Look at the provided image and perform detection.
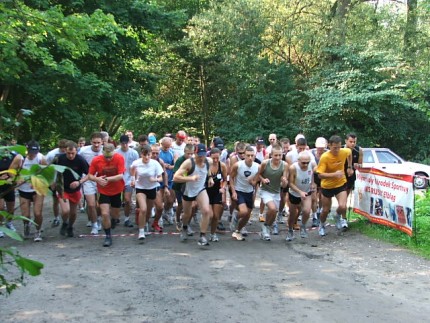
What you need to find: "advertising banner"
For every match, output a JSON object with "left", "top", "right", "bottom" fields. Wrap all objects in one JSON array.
[{"left": 353, "top": 168, "right": 414, "bottom": 236}]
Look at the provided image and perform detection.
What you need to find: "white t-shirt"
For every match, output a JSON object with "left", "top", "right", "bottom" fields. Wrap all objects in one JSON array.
[
  {"left": 78, "top": 145, "right": 103, "bottom": 165},
  {"left": 235, "top": 160, "right": 259, "bottom": 193},
  {"left": 131, "top": 159, "right": 163, "bottom": 190},
  {"left": 286, "top": 150, "right": 316, "bottom": 164},
  {"left": 20, "top": 153, "right": 45, "bottom": 192},
  {"left": 115, "top": 147, "right": 139, "bottom": 185},
  {"left": 46, "top": 148, "right": 64, "bottom": 164},
  {"left": 171, "top": 142, "right": 186, "bottom": 158}
]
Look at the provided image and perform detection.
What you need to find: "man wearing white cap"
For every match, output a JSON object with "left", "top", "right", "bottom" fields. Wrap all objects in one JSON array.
[{"left": 310, "top": 137, "right": 328, "bottom": 227}]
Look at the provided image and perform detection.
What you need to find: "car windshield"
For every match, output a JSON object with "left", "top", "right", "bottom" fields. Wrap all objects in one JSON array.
[{"left": 376, "top": 151, "right": 402, "bottom": 164}]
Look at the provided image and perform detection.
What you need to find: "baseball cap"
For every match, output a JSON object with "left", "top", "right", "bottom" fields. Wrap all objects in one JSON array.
[
  {"left": 120, "top": 135, "right": 129, "bottom": 144},
  {"left": 176, "top": 131, "right": 186, "bottom": 140},
  {"left": 295, "top": 134, "right": 305, "bottom": 142},
  {"left": 103, "top": 143, "right": 115, "bottom": 157},
  {"left": 195, "top": 144, "right": 207, "bottom": 157},
  {"left": 148, "top": 135, "right": 157, "bottom": 145},
  {"left": 256, "top": 137, "right": 265, "bottom": 145},
  {"left": 27, "top": 145, "right": 40, "bottom": 153},
  {"left": 315, "top": 137, "right": 327, "bottom": 148},
  {"left": 26, "top": 141, "right": 40, "bottom": 154},
  {"left": 213, "top": 137, "right": 224, "bottom": 150}
]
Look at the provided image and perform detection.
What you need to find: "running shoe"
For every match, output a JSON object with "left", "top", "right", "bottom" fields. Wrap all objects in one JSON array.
[
  {"left": 187, "top": 225, "right": 194, "bottom": 236},
  {"left": 300, "top": 226, "right": 308, "bottom": 238},
  {"left": 240, "top": 227, "right": 249, "bottom": 237},
  {"left": 341, "top": 218, "right": 349, "bottom": 229},
  {"left": 52, "top": 218, "right": 60, "bottom": 227},
  {"left": 103, "top": 236, "right": 112, "bottom": 247},
  {"left": 124, "top": 219, "right": 134, "bottom": 227},
  {"left": 34, "top": 231, "right": 42, "bottom": 242},
  {"left": 232, "top": 230, "right": 245, "bottom": 241},
  {"left": 334, "top": 214, "right": 342, "bottom": 230},
  {"left": 180, "top": 227, "right": 188, "bottom": 241},
  {"left": 276, "top": 213, "right": 285, "bottom": 224},
  {"left": 272, "top": 222, "right": 279, "bottom": 235},
  {"left": 318, "top": 224, "right": 326, "bottom": 236},
  {"left": 229, "top": 214, "right": 238, "bottom": 232},
  {"left": 286, "top": 229, "right": 294, "bottom": 241},
  {"left": 86, "top": 221, "right": 92, "bottom": 227},
  {"left": 260, "top": 225, "right": 271, "bottom": 241},
  {"left": 152, "top": 221, "right": 162, "bottom": 233},
  {"left": 90, "top": 226, "right": 98, "bottom": 235},
  {"left": 197, "top": 235, "right": 209, "bottom": 246},
  {"left": 6, "top": 222, "right": 16, "bottom": 231},
  {"left": 138, "top": 229, "right": 146, "bottom": 240},
  {"left": 312, "top": 217, "right": 320, "bottom": 228},
  {"left": 210, "top": 233, "right": 219, "bottom": 242},
  {"left": 0, "top": 231, "right": 4, "bottom": 238},
  {"left": 259, "top": 214, "right": 265, "bottom": 222}
]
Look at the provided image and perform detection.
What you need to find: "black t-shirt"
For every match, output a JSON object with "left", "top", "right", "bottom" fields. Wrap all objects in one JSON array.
[
  {"left": 55, "top": 154, "right": 89, "bottom": 193},
  {"left": 0, "top": 151, "right": 17, "bottom": 172}
]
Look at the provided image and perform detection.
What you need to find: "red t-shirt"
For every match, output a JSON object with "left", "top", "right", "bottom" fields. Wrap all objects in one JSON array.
[{"left": 89, "top": 153, "right": 125, "bottom": 196}]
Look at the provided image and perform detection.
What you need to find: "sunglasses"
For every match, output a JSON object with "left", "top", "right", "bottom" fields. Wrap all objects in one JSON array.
[
  {"left": 237, "top": 151, "right": 245, "bottom": 155},
  {"left": 300, "top": 161, "right": 310, "bottom": 165}
]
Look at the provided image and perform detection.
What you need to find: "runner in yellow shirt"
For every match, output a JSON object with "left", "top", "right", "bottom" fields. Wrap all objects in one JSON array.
[{"left": 316, "top": 135, "right": 353, "bottom": 236}]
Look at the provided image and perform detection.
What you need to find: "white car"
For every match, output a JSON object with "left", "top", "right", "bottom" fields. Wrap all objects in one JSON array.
[{"left": 361, "top": 148, "right": 430, "bottom": 189}]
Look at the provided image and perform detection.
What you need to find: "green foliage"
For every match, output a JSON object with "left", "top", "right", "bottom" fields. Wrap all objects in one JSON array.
[
  {"left": 0, "top": 144, "right": 79, "bottom": 295},
  {"left": 303, "top": 46, "right": 429, "bottom": 159}
]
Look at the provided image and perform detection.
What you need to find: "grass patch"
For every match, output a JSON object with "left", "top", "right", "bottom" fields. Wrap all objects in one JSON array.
[{"left": 347, "top": 190, "right": 430, "bottom": 259}]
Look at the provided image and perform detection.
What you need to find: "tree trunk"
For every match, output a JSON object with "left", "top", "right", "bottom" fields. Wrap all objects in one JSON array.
[
  {"left": 404, "top": 0, "right": 418, "bottom": 62},
  {"left": 331, "top": 0, "right": 351, "bottom": 47},
  {"left": 199, "top": 64, "right": 209, "bottom": 145}
]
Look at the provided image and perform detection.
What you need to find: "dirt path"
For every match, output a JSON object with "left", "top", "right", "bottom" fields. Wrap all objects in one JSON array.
[{"left": 1, "top": 198, "right": 429, "bottom": 322}]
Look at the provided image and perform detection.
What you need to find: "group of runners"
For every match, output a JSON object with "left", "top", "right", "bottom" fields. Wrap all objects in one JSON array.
[{"left": 0, "top": 130, "right": 363, "bottom": 247}]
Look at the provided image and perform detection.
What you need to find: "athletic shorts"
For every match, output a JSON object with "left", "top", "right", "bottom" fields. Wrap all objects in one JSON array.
[
  {"left": 136, "top": 188, "right": 157, "bottom": 200},
  {"left": 207, "top": 187, "right": 222, "bottom": 205},
  {"left": 18, "top": 190, "right": 36, "bottom": 201},
  {"left": 288, "top": 193, "right": 302, "bottom": 205},
  {"left": 260, "top": 189, "right": 280, "bottom": 209},
  {"left": 322, "top": 184, "right": 347, "bottom": 198},
  {"left": 236, "top": 190, "right": 254, "bottom": 209},
  {"left": 99, "top": 193, "right": 122, "bottom": 208},
  {"left": 59, "top": 191, "right": 82, "bottom": 204},
  {"left": 183, "top": 188, "right": 206, "bottom": 202},
  {"left": 82, "top": 180, "right": 97, "bottom": 195},
  {"left": 0, "top": 184, "right": 15, "bottom": 202}
]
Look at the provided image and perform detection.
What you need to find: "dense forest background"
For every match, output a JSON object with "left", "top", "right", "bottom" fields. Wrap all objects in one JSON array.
[{"left": 1, "top": 0, "right": 429, "bottom": 161}]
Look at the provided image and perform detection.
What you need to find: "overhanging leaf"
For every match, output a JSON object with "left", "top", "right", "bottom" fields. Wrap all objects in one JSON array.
[
  {"left": 31, "top": 175, "right": 50, "bottom": 196},
  {"left": 14, "top": 257, "right": 44, "bottom": 276}
]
